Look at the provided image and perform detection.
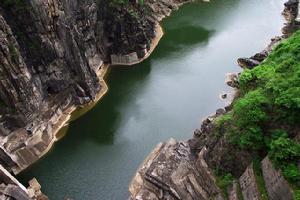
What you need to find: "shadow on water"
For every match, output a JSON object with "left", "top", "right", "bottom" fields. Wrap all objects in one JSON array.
[
  {"left": 59, "top": 14, "right": 216, "bottom": 147},
  {"left": 153, "top": 25, "right": 214, "bottom": 59},
  {"left": 65, "top": 61, "right": 152, "bottom": 146}
]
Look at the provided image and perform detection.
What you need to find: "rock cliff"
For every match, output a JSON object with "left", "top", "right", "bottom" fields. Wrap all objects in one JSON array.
[
  {"left": 129, "top": 0, "right": 300, "bottom": 199},
  {"left": 0, "top": 0, "right": 193, "bottom": 175},
  {"left": 0, "top": 0, "right": 195, "bottom": 199},
  {"left": 0, "top": 0, "right": 299, "bottom": 199}
]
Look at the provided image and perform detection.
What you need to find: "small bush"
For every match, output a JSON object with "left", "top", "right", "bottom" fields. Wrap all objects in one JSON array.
[
  {"left": 294, "top": 190, "right": 300, "bottom": 200},
  {"left": 269, "top": 136, "right": 300, "bottom": 165},
  {"left": 215, "top": 173, "right": 234, "bottom": 198},
  {"left": 282, "top": 164, "right": 300, "bottom": 183}
]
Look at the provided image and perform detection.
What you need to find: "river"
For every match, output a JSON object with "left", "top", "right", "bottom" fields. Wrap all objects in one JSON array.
[{"left": 19, "top": 0, "right": 285, "bottom": 199}]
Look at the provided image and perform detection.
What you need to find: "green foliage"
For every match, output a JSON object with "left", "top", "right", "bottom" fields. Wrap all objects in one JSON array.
[
  {"left": 214, "top": 30, "right": 300, "bottom": 189},
  {"left": 294, "top": 190, "right": 300, "bottom": 200},
  {"left": 215, "top": 112, "right": 232, "bottom": 128},
  {"left": 269, "top": 136, "right": 300, "bottom": 165},
  {"left": 282, "top": 164, "right": 300, "bottom": 183},
  {"left": 233, "top": 89, "right": 268, "bottom": 127},
  {"left": 268, "top": 136, "right": 300, "bottom": 183},
  {"left": 8, "top": 44, "right": 18, "bottom": 63},
  {"left": 111, "top": 0, "right": 129, "bottom": 5},
  {"left": 238, "top": 126, "right": 264, "bottom": 149},
  {"left": 215, "top": 173, "right": 234, "bottom": 198},
  {"left": 228, "top": 89, "right": 268, "bottom": 149},
  {"left": 222, "top": 31, "right": 300, "bottom": 152}
]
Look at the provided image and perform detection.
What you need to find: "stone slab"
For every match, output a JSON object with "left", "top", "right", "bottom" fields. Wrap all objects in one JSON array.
[
  {"left": 261, "top": 157, "right": 293, "bottom": 200},
  {"left": 239, "top": 163, "right": 261, "bottom": 200}
]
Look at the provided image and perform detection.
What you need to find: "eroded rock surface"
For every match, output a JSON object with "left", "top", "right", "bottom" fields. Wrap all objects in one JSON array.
[
  {"left": 130, "top": 2, "right": 300, "bottom": 200},
  {"left": 129, "top": 138, "right": 223, "bottom": 200},
  {"left": 239, "top": 164, "right": 261, "bottom": 200},
  {"left": 261, "top": 157, "right": 294, "bottom": 200},
  {"left": 0, "top": 164, "right": 47, "bottom": 200},
  {"left": 0, "top": 0, "right": 193, "bottom": 174}
]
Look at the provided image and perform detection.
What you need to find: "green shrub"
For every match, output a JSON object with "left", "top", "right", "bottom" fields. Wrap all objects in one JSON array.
[
  {"left": 269, "top": 136, "right": 300, "bottom": 165},
  {"left": 294, "top": 190, "right": 300, "bottom": 200},
  {"left": 215, "top": 173, "right": 234, "bottom": 198},
  {"left": 233, "top": 89, "right": 268, "bottom": 127},
  {"left": 215, "top": 113, "right": 232, "bottom": 128},
  {"left": 282, "top": 164, "right": 300, "bottom": 183},
  {"left": 239, "top": 126, "right": 264, "bottom": 149},
  {"left": 217, "top": 31, "right": 300, "bottom": 190}
]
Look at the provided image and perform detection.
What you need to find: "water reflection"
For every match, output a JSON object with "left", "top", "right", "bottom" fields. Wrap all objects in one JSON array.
[
  {"left": 67, "top": 61, "right": 152, "bottom": 145},
  {"left": 154, "top": 26, "right": 214, "bottom": 58}
]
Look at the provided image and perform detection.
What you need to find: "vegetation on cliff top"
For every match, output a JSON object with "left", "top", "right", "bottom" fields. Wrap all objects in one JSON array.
[{"left": 215, "top": 30, "right": 300, "bottom": 197}]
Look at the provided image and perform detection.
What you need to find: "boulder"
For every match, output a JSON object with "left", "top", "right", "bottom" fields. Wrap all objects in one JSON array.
[{"left": 237, "top": 58, "right": 260, "bottom": 69}]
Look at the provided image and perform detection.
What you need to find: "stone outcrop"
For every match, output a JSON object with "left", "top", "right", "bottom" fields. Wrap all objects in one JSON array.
[
  {"left": 0, "top": 0, "right": 193, "bottom": 175},
  {"left": 0, "top": 0, "right": 195, "bottom": 198},
  {"left": 227, "top": 181, "right": 239, "bottom": 200},
  {"left": 0, "top": 164, "right": 47, "bottom": 200},
  {"left": 129, "top": 138, "right": 223, "bottom": 200},
  {"left": 261, "top": 157, "right": 294, "bottom": 200},
  {"left": 239, "top": 164, "right": 261, "bottom": 200}
]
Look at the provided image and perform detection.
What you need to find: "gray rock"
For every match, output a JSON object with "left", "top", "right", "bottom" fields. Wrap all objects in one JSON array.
[
  {"left": 129, "top": 139, "right": 223, "bottom": 200},
  {"left": 239, "top": 164, "right": 261, "bottom": 200},
  {"left": 227, "top": 181, "right": 239, "bottom": 200},
  {"left": 261, "top": 157, "right": 293, "bottom": 200},
  {"left": 237, "top": 58, "right": 260, "bottom": 69}
]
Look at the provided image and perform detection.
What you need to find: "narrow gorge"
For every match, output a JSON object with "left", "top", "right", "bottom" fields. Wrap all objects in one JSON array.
[{"left": 0, "top": 0, "right": 299, "bottom": 200}]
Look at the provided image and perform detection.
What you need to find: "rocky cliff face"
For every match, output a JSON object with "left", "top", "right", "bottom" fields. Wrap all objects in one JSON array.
[
  {"left": 0, "top": 0, "right": 192, "bottom": 175},
  {"left": 1, "top": 0, "right": 298, "bottom": 199},
  {"left": 129, "top": 0, "right": 300, "bottom": 199},
  {"left": 129, "top": 139, "right": 223, "bottom": 200}
]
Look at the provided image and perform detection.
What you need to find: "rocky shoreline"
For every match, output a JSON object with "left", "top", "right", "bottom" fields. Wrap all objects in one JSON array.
[
  {"left": 0, "top": 0, "right": 298, "bottom": 199},
  {"left": 0, "top": 0, "right": 200, "bottom": 199},
  {"left": 129, "top": 0, "right": 300, "bottom": 199}
]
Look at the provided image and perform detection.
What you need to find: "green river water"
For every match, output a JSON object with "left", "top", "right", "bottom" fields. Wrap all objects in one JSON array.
[{"left": 19, "top": 0, "right": 285, "bottom": 199}]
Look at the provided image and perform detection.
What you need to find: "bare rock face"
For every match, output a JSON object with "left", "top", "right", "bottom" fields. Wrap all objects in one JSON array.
[
  {"left": 0, "top": 0, "right": 193, "bottom": 198},
  {"left": 227, "top": 181, "right": 239, "bottom": 200},
  {"left": 129, "top": 1, "right": 300, "bottom": 200},
  {"left": 239, "top": 164, "right": 261, "bottom": 200},
  {"left": 129, "top": 138, "right": 223, "bottom": 200},
  {"left": 0, "top": 0, "right": 192, "bottom": 174},
  {"left": 261, "top": 157, "right": 294, "bottom": 200},
  {"left": 0, "top": 15, "right": 43, "bottom": 121},
  {"left": 0, "top": 164, "right": 47, "bottom": 200},
  {"left": 282, "top": 0, "right": 299, "bottom": 22}
]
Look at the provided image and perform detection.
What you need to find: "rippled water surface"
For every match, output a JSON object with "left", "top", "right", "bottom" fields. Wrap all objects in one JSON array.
[{"left": 19, "top": 1, "right": 285, "bottom": 199}]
